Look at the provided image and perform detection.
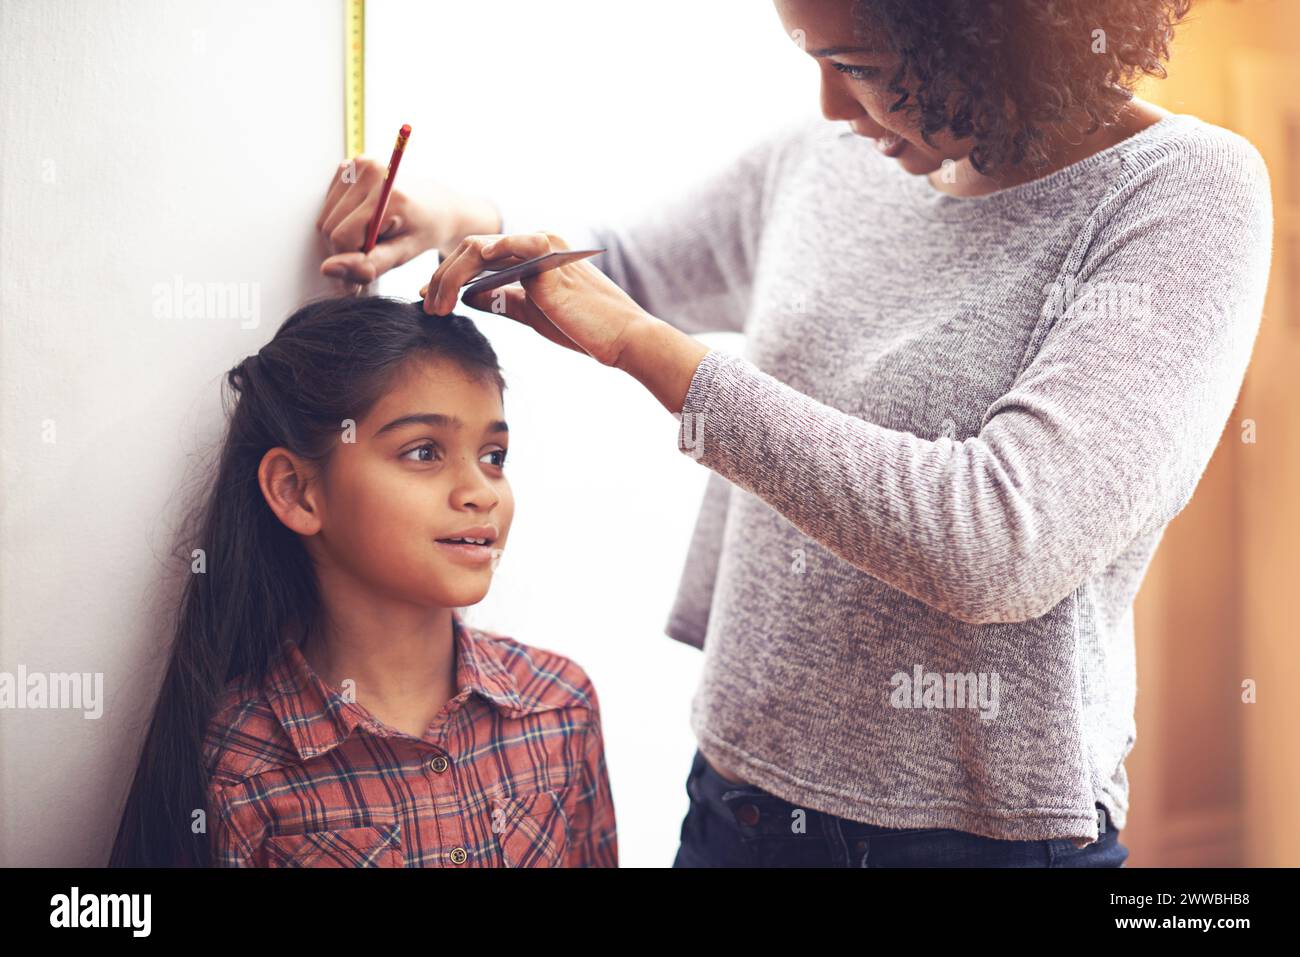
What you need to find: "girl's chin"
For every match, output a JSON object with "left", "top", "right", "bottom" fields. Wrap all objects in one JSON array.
[
  {"left": 431, "top": 568, "right": 496, "bottom": 601},
  {"left": 424, "top": 586, "right": 490, "bottom": 610}
]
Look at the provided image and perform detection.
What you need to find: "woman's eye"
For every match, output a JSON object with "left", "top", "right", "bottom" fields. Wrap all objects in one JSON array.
[
  {"left": 482, "top": 449, "right": 508, "bottom": 467},
  {"left": 402, "top": 443, "right": 440, "bottom": 463},
  {"left": 833, "top": 63, "right": 879, "bottom": 81}
]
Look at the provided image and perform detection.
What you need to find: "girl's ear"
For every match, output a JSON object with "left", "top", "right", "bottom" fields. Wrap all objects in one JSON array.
[{"left": 257, "top": 447, "right": 324, "bottom": 536}]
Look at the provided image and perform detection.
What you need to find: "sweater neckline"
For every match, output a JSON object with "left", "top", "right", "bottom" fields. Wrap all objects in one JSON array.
[{"left": 876, "top": 112, "right": 1196, "bottom": 218}]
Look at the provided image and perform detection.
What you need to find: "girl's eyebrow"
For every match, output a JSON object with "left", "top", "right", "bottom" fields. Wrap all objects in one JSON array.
[
  {"left": 373, "top": 412, "right": 509, "bottom": 438},
  {"left": 808, "top": 44, "right": 885, "bottom": 57}
]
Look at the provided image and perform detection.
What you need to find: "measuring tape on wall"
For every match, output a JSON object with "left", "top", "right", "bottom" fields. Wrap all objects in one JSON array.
[{"left": 344, "top": 0, "right": 365, "bottom": 158}]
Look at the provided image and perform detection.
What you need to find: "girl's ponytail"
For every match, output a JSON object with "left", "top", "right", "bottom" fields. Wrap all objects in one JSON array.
[{"left": 109, "top": 348, "right": 319, "bottom": 866}]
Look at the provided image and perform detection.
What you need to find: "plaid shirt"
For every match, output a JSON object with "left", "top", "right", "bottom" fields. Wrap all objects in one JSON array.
[{"left": 204, "top": 610, "right": 617, "bottom": 867}]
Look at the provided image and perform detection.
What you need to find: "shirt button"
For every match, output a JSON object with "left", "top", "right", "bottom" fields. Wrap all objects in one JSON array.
[
  {"left": 734, "top": 803, "right": 761, "bottom": 827},
  {"left": 429, "top": 755, "right": 450, "bottom": 773},
  {"left": 449, "top": 847, "right": 468, "bottom": 865}
]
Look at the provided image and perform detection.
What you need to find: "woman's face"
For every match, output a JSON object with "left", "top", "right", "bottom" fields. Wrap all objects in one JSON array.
[
  {"left": 773, "top": 0, "right": 971, "bottom": 177},
  {"left": 308, "top": 354, "right": 514, "bottom": 611}
]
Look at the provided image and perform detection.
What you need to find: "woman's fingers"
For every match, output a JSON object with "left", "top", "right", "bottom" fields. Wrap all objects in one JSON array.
[
  {"left": 319, "top": 159, "right": 478, "bottom": 287},
  {"left": 323, "top": 231, "right": 423, "bottom": 283},
  {"left": 315, "top": 158, "right": 379, "bottom": 231},
  {"left": 423, "top": 232, "right": 572, "bottom": 315},
  {"left": 316, "top": 160, "right": 353, "bottom": 231},
  {"left": 465, "top": 285, "right": 587, "bottom": 356},
  {"left": 415, "top": 257, "right": 521, "bottom": 298},
  {"left": 323, "top": 251, "right": 374, "bottom": 282},
  {"left": 327, "top": 187, "right": 389, "bottom": 254},
  {"left": 317, "top": 158, "right": 385, "bottom": 244},
  {"left": 423, "top": 237, "right": 486, "bottom": 315},
  {"left": 423, "top": 233, "right": 532, "bottom": 315},
  {"left": 420, "top": 229, "right": 645, "bottom": 368}
]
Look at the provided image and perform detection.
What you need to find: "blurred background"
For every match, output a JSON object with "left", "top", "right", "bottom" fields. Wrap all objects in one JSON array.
[
  {"left": 0, "top": 0, "right": 1295, "bottom": 867},
  {"left": 1115, "top": 0, "right": 1300, "bottom": 868}
]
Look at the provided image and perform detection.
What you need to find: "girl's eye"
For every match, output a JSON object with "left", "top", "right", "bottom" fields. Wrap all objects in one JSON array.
[
  {"left": 402, "top": 443, "right": 440, "bottom": 463},
  {"left": 400, "top": 444, "right": 506, "bottom": 466},
  {"left": 832, "top": 63, "right": 879, "bottom": 81}
]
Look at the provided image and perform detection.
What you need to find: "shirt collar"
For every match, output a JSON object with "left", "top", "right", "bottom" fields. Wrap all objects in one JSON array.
[{"left": 266, "top": 609, "right": 536, "bottom": 762}]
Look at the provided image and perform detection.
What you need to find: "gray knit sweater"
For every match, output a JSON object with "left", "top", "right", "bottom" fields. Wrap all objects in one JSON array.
[{"left": 503, "top": 111, "right": 1272, "bottom": 844}]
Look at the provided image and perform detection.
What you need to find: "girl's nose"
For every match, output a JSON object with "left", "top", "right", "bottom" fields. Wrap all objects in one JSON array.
[
  {"left": 453, "top": 487, "right": 499, "bottom": 511},
  {"left": 451, "top": 463, "right": 500, "bottom": 510}
]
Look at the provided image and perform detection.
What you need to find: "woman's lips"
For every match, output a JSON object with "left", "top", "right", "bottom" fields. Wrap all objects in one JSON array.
[
  {"left": 851, "top": 122, "right": 907, "bottom": 157},
  {"left": 874, "top": 132, "right": 907, "bottom": 157},
  {"left": 435, "top": 540, "right": 496, "bottom": 565}
]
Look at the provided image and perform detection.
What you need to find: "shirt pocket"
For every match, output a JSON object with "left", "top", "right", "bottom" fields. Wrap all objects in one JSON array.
[
  {"left": 490, "top": 790, "right": 569, "bottom": 868},
  {"left": 261, "top": 823, "right": 404, "bottom": 868}
]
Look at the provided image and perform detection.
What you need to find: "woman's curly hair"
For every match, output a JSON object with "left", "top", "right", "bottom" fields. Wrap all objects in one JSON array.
[{"left": 851, "top": 0, "right": 1195, "bottom": 175}]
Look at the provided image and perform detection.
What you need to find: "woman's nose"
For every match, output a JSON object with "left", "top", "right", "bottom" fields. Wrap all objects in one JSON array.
[{"left": 818, "top": 70, "right": 868, "bottom": 125}]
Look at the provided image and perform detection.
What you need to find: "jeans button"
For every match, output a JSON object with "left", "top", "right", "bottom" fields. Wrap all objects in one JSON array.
[{"left": 734, "top": 803, "right": 761, "bottom": 827}]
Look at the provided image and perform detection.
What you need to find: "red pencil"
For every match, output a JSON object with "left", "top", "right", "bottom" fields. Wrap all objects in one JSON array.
[{"left": 361, "top": 123, "right": 411, "bottom": 254}]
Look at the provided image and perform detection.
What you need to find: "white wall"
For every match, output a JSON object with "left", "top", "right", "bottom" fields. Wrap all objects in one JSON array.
[
  {"left": 0, "top": 0, "right": 343, "bottom": 866},
  {"left": 0, "top": 0, "right": 820, "bottom": 867},
  {"left": 364, "top": 0, "right": 820, "bottom": 867}
]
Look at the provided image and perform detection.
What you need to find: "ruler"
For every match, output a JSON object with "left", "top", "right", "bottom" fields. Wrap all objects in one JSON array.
[{"left": 344, "top": 0, "right": 364, "bottom": 158}]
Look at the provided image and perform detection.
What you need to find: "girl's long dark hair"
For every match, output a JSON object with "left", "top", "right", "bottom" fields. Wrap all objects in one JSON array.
[{"left": 108, "top": 296, "right": 505, "bottom": 866}]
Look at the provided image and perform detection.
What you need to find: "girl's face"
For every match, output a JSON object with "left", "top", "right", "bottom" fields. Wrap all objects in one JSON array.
[
  {"left": 773, "top": 0, "right": 971, "bottom": 177},
  {"left": 308, "top": 354, "right": 513, "bottom": 611}
]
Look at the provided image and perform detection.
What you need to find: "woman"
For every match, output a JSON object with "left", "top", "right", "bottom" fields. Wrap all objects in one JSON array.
[{"left": 316, "top": 0, "right": 1272, "bottom": 867}]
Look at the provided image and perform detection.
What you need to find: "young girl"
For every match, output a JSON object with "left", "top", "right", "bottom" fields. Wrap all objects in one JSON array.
[{"left": 109, "top": 295, "right": 617, "bottom": 867}]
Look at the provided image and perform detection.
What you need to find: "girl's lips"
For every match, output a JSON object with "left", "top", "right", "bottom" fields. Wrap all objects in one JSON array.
[{"left": 435, "top": 540, "right": 496, "bottom": 565}]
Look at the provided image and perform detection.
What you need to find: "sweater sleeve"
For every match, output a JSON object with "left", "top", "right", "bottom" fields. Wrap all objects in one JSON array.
[
  {"left": 499, "top": 116, "right": 818, "bottom": 336},
  {"left": 675, "top": 140, "right": 1273, "bottom": 625}
]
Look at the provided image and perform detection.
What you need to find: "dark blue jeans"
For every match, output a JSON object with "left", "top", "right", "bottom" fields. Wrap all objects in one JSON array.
[{"left": 672, "top": 749, "right": 1129, "bottom": 868}]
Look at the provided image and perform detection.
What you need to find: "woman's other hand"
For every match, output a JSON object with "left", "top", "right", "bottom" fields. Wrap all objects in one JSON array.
[
  {"left": 316, "top": 156, "right": 500, "bottom": 286},
  {"left": 420, "top": 232, "right": 653, "bottom": 369}
]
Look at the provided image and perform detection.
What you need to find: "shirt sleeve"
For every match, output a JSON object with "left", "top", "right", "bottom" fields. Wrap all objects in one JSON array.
[
  {"left": 564, "top": 689, "right": 618, "bottom": 867},
  {"left": 499, "top": 115, "right": 819, "bottom": 336},
  {"left": 674, "top": 136, "right": 1273, "bottom": 625}
]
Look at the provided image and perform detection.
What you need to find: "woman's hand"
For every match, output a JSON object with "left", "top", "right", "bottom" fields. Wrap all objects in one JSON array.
[
  {"left": 315, "top": 156, "right": 500, "bottom": 286},
  {"left": 420, "top": 231, "right": 654, "bottom": 369}
]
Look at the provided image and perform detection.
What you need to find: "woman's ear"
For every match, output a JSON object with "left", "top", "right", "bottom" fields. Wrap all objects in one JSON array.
[{"left": 257, "top": 447, "right": 324, "bottom": 536}]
